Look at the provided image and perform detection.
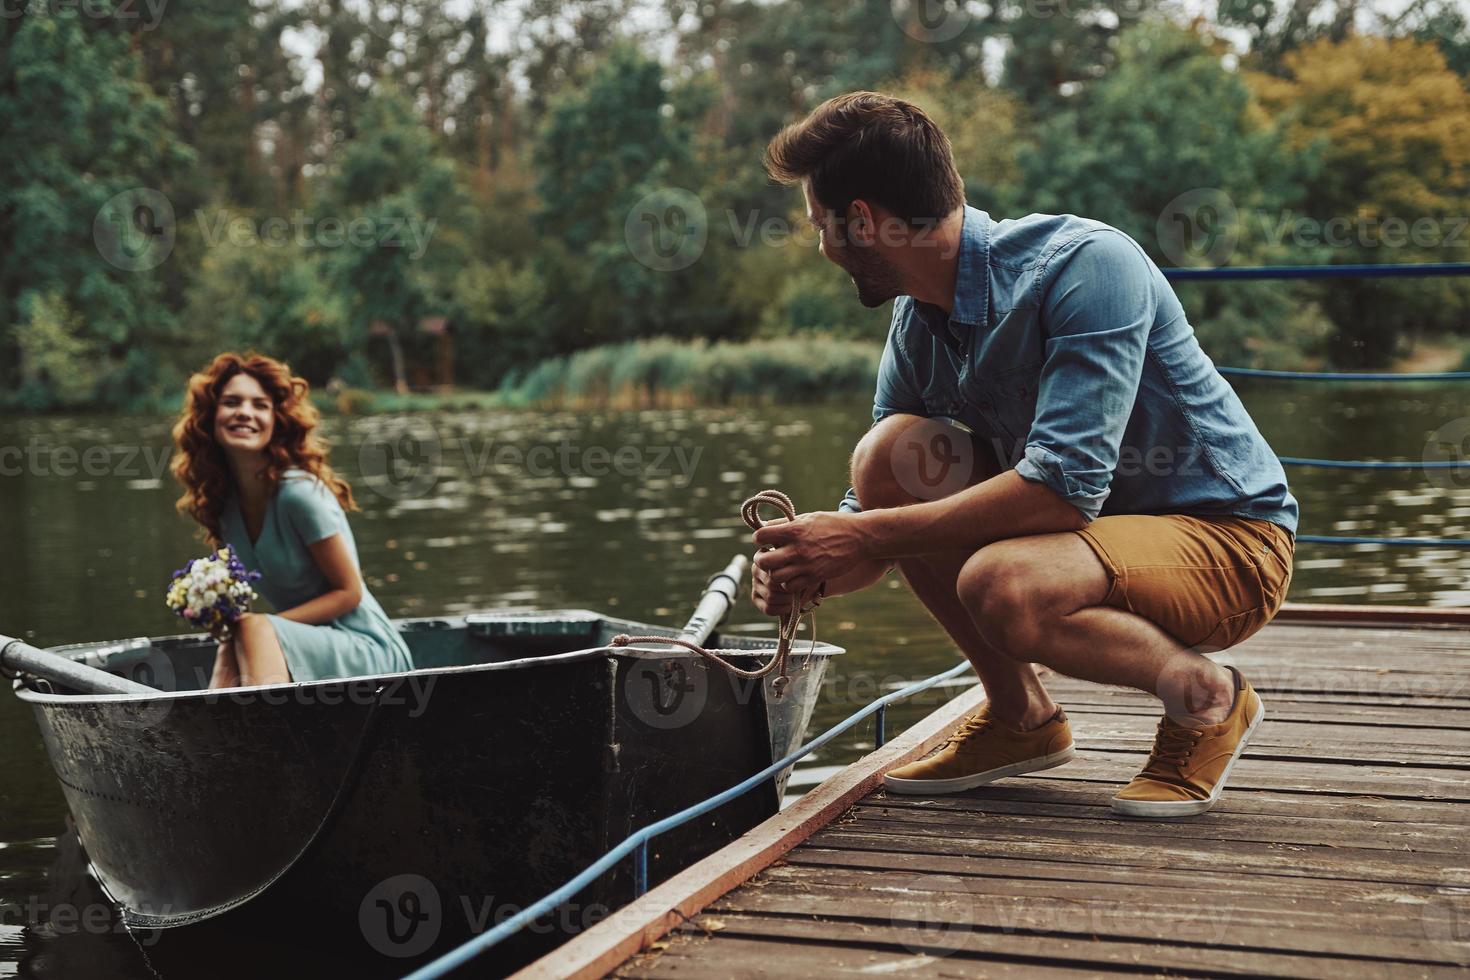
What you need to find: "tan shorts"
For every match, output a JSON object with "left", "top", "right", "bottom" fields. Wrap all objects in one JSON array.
[{"left": 1075, "top": 515, "right": 1295, "bottom": 652}]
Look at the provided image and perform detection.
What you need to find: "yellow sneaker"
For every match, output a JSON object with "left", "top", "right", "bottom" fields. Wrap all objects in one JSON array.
[
  {"left": 1112, "top": 666, "right": 1265, "bottom": 818},
  {"left": 883, "top": 703, "right": 1074, "bottom": 795}
]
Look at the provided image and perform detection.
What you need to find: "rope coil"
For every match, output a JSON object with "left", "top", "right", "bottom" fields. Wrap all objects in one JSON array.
[{"left": 610, "top": 490, "right": 822, "bottom": 699}]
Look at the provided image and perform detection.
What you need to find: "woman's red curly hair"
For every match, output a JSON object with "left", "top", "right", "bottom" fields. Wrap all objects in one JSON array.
[{"left": 171, "top": 352, "right": 356, "bottom": 545}]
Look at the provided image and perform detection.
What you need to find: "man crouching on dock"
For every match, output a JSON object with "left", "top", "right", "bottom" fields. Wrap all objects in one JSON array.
[{"left": 749, "top": 92, "right": 1298, "bottom": 818}]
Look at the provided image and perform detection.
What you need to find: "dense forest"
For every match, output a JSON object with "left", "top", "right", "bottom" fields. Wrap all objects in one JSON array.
[{"left": 2, "top": 0, "right": 1469, "bottom": 411}]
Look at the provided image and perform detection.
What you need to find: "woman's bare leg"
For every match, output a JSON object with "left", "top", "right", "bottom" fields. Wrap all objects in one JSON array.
[{"left": 231, "top": 613, "right": 292, "bottom": 686}]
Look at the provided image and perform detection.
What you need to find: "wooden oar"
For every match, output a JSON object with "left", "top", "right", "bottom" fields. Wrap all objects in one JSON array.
[
  {"left": 679, "top": 554, "right": 750, "bottom": 648},
  {"left": 0, "top": 634, "right": 157, "bottom": 696}
]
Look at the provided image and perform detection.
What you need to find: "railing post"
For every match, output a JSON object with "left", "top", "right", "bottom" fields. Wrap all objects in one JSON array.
[
  {"left": 633, "top": 840, "right": 648, "bottom": 897},
  {"left": 875, "top": 704, "right": 887, "bottom": 748}
]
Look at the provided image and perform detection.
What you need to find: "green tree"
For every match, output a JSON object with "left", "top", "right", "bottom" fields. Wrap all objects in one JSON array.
[
  {"left": 533, "top": 44, "right": 733, "bottom": 352},
  {"left": 1253, "top": 35, "right": 1470, "bottom": 364},
  {"left": 1017, "top": 21, "right": 1328, "bottom": 366},
  {"left": 322, "top": 87, "right": 475, "bottom": 389},
  {"left": 0, "top": 7, "right": 194, "bottom": 410},
  {"left": 183, "top": 238, "right": 351, "bottom": 385}
]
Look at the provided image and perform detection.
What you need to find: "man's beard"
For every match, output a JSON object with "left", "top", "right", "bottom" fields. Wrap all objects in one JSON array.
[{"left": 839, "top": 245, "right": 905, "bottom": 308}]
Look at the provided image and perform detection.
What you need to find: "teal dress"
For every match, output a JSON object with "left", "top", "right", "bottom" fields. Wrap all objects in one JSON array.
[{"left": 220, "top": 470, "right": 413, "bottom": 681}]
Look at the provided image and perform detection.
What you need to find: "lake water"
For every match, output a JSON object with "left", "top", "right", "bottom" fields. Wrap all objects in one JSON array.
[{"left": 2, "top": 387, "right": 1467, "bottom": 975}]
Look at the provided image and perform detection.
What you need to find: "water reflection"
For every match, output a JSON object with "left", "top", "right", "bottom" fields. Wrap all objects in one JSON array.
[{"left": 2, "top": 389, "right": 1467, "bottom": 974}]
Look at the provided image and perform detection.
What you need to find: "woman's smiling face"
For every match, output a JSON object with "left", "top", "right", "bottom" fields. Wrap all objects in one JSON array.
[{"left": 213, "top": 372, "right": 276, "bottom": 454}]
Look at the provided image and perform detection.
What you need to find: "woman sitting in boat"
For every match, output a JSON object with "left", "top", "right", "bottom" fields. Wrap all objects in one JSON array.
[{"left": 170, "top": 352, "right": 413, "bottom": 689}]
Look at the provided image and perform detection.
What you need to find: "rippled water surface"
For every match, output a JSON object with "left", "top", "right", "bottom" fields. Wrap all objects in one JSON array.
[{"left": 2, "top": 389, "right": 1467, "bottom": 975}]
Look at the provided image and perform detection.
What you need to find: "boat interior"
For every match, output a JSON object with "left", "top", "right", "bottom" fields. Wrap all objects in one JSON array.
[{"left": 20, "top": 610, "right": 829, "bottom": 696}]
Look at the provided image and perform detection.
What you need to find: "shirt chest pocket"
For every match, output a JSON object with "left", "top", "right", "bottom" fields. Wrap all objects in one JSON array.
[{"left": 964, "top": 361, "right": 1043, "bottom": 456}]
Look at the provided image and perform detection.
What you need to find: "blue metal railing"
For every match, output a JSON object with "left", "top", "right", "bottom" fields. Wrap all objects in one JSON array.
[
  {"left": 1159, "top": 261, "right": 1469, "bottom": 548},
  {"left": 1217, "top": 366, "right": 1470, "bottom": 382},
  {"left": 405, "top": 660, "right": 975, "bottom": 979},
  {"left": 1163, "top": 262, "right": 1470, "bottom": 281},
  {"left": 407, "top": 261, "right": 1469, "bottom": 977}
]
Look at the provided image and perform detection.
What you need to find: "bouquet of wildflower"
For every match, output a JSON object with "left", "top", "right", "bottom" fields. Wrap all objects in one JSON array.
[{"left": 165, "top": 547, "right": 262, "bottom": 639}]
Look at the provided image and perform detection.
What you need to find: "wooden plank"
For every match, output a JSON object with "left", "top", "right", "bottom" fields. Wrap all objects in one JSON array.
[
  {"left": 752, "top": 863, "right": 1465, "bottom": 933},
  {"left": 642, "top": 911, "right": 1468, "bottom": 979},
  {"left": 807, "top": 826, "right": 1457, "bottom": 887},
  {"left": 597, "top": 616, "right": 1470, "bottom": 979},
  {"left": 1008, "top": 751, "right": 1470, "bottom": 801},
  {"left": 1065, "top": 712, "right": 1470, "bottom": 752},
  {"left": 709, "top": 873, "right": 1469, "bottom": 962},
  {"left": 783, "top": 846, "right": 1463, "bottom": 905},
  {"left": 1275, "top": 603, "right": 1470, "bottom": 627},
  {"left": 1069, "top": 734, "right": 1470, "bottom": 769},
  {"left": 879, "top": 775, "right": 1470, "bottom": 824},
  {"left": 509, "top": 683, "right": 988, "bottom": 979},
  {"left": 615, "top": 934, "right": 1147, "bottom": 979},
  {"left": 1038, "top": 677, "right": 1470, "bottom": 711},
  {"left": 772, "top": 855, "right": 1464, "bottom": 909},
  {"left": 1038, "top": 696, "right": 1470, "bottom": 728},
  {"left": 850, "top": 800, "right": 1470, "bottom": 854}
]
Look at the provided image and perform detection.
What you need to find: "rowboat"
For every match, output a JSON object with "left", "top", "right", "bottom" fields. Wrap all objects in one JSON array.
[{"left": 2, "top": 556, "right": 842, "bottom": 975}]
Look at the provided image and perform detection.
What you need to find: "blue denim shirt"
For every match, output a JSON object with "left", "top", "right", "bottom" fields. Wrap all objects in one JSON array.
[{"left": 841, "top": 206, "right": 1298, "bottom": 532}]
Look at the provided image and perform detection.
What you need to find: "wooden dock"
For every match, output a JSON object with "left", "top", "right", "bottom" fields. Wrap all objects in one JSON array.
[{"left": 517, "top": 609, "right": 1470, "bottom": 979}]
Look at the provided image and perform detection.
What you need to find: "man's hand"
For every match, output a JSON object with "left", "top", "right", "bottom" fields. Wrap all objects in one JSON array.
[
  {"left": 752, "top": 511, "right": 871, "bottom": 598},
  {"left": 751, "top": 558, "right": 798, "bottom": 616}
]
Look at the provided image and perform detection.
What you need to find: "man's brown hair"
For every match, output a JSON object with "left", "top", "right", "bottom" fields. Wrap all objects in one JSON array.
[{"left": 764, "top": 91, "right": 965, "bottom": 226}]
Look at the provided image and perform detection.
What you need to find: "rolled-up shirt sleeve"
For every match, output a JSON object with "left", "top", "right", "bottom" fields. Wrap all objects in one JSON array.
[
  {"left": 1013, "top": 232, "right": 1155, "bottom": 521},
  {"left": 839, "top": 299, "right": 925, "bottom": 514}
]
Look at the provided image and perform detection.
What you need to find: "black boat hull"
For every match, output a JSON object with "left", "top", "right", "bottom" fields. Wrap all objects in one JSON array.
[{"left": 14, "top": 611, "right": 839, "bottom": 974}]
